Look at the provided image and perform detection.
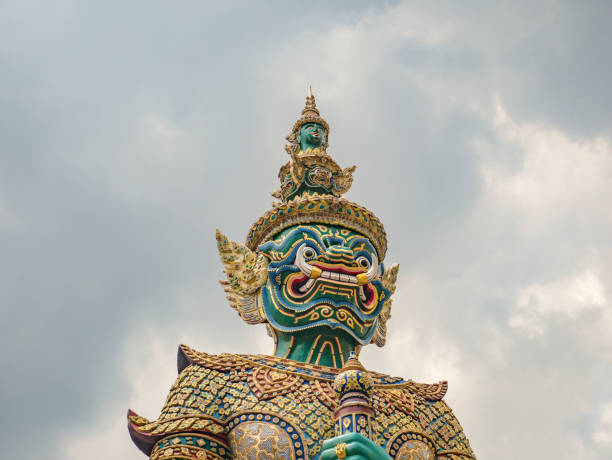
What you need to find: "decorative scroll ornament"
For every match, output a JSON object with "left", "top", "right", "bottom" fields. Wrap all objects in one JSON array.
[{"left": 216, "top": 230, "right": 268, "bottom": 324}]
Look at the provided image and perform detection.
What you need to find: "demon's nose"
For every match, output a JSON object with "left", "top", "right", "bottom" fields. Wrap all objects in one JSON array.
[{"left": 324, "top": 245, "right": 355, "bottom": 265}]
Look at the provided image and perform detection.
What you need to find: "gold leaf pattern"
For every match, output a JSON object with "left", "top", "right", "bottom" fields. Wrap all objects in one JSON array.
[{"left": 129, "top": 348, "right": 475, "bottom": 459}]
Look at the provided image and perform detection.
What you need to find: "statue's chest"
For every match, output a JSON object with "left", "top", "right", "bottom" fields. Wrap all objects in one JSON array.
[
  {"left": 224, "top": 369, "right": 337, "bottom": 459},
  {"left": 222, "top": 369, "right": 428, "bottom": 459},
  {"left": 185, "top": 357, "right": 444, "bottom": 459}
]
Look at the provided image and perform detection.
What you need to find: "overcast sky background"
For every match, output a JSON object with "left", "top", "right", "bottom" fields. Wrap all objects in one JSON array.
[{"left": 1, "top": 1, "right": 611, "bottom": 459}]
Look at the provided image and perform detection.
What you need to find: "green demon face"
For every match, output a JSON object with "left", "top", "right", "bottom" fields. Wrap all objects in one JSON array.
[
  {"left": 299, "top": 122, "right": 327, "bottom": 150},
  {"left": 258, "top": 224, "right": 391, "bottom": 345}
]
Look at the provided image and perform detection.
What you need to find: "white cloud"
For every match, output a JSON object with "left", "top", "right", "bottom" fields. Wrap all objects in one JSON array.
[
  {"left": 510, "top": 269, "right": 607, "bottom": 337},
  {"left": 62, "top": 330, "right": 184, "bottom": 460},
  {"left": 594, "top": 402, "right": 612, "bottom": 450},
  {"left": 481, "top": 100, "right": 612, "bottom": 228}
]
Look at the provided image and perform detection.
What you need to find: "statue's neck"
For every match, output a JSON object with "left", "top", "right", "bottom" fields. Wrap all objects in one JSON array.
[{"left": 272, "top": 329, "right": 358, "bottom": 369}]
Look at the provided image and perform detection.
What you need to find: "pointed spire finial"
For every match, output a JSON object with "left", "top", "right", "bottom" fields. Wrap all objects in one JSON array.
[{"left": 302, "top": 85, "right": 320, "bottom": 117}]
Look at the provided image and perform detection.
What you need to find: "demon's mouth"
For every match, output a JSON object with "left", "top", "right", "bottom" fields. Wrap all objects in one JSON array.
[
  {"left": 289, "top": 272, "right": 376, "bottom": 305},
  {"left": 288, "top": 243, "right": 380, "bottom": 305}
]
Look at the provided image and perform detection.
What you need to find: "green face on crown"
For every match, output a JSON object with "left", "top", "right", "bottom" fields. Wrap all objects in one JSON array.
[
  {"left": 258, "top": 224, "right": 391, "bottom": 365},
  {"left": 299, "top": 122, "right": 327, "bottom": 151}
]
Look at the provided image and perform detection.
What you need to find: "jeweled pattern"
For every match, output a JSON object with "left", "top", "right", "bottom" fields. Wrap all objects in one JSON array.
[{"left": 129, "top": 346, "right": 475, "bottom": 459}]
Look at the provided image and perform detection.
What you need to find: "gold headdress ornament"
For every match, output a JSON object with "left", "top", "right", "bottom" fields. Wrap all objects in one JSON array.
[
  {"left": 246, "top": 87, "right": 388, "bottom": 259},
  {"left": 285, "top": 85, "right": 330, "bottom": 155}
]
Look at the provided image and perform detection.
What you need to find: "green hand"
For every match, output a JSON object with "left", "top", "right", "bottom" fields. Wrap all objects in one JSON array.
[{"left": 320, "top": 432, "right": 391, "bottom": 460}]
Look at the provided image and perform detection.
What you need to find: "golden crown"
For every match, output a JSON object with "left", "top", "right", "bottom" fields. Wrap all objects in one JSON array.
[{"left": 246, "top": 88, "right": 388, "bottom": 259}]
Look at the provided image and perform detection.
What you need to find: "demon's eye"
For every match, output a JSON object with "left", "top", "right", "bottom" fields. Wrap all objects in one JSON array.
[
  {"left": 356, "top": 256, "right": 371, "bottom": 269},
  {"left": 303, "top": 247, "right": 316, "bottom": 259}
]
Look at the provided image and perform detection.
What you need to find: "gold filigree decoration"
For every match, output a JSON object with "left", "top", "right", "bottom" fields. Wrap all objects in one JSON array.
[
  {"left": 402, "top": 380, "right": 448, "bottom": 401},
  {"left": 130, "top": 346, "right": 475, "bottom": 459},
  {"left": 180, "top": 346, "right": 414, "bottom": 387},
  {"left": 131, "top": 413, "right": 225, "bottom": 436},
  {"left": 275, "top": 151, "right": 357, "bottom": 201},
  {"left": 376, "top": 389, "right": 414, "bottom": 416},
  {"left": 150, "top": 433, "right": 229, "bottom": 460},
  {"left": 289, "top": 150, "right": 307, "bottom": 188},
  {"left": 229, "top": 422, "right": 296, "bottom": 460},
  {"left": 247, "top": 366, "right": 302, "bottom": 400},
  {"left": 333, "top": 165, "right": 356, "bottom": 195},
  {"left": 395, "top": 440, "right": 435, "bottom": 460},
  {"left": 308, "top": 166, "right": 333, "bottom": 189},
  {"left": 387, "top": 431, "right": 437, "bottom": 460},
  {"left": 216, "top": 230, "right": 268, "bottom": 324},
  {"left": 309, "top": 379, "right": 338, "bottom": 411},
  {"left": 371, "top": 263, "right": 399, "bottom": 347},
  {"left": 246, "top": 194, "right": 387, "bottom": 260}
]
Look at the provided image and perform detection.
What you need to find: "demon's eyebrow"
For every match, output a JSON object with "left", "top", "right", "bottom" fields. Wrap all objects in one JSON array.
[
  {"left": 351, "top": 242, "right": 367, "bottom": 252},
  {"left": 322, "top": 236, "right": 344, "bottom": 248},
  {"left": 349, "top": 237, "right": 375, "bottom": 252}
]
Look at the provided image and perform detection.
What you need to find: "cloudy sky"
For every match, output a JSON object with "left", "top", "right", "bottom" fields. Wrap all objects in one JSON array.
[{"left": 1, "top": 1, "right": 611, "bottom": 459}]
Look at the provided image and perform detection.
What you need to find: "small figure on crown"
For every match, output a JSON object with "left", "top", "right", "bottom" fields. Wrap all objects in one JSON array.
[{"left": 128, "top": 88, "right": 476, "bottom": 460}]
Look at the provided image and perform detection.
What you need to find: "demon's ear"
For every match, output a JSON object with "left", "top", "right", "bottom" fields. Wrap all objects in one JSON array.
[
  {"left": 382, "top": 263, "right": 399, "bottom": 295},
  {"left": 216, "top": 230, "right": 269, "bottom": 324},
  {"left": 371, "top": 263, "right": 399, "bottom": 347}
]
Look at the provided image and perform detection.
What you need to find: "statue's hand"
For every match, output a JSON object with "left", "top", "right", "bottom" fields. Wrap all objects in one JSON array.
[{"left": 320, "top": 432, "right": 391, "bottom": 460}]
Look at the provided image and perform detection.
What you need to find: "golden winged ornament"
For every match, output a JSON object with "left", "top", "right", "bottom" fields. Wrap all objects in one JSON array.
[
  {"left": 216, "top": 230, "right": 269, "bottom": 324},
  {"left": 372, "top": 263, "right": 399, "bottom": 347},
  {"left": 381, "top": 263, "right": 399, "bottom": 295},
  {"left": 331, "top": 165, "right": 356, "bottom": 196}
]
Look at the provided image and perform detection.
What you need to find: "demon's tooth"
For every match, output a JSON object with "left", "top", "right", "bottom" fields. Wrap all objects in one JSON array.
[
  {"left": 330, "top": 272, "right": 340, "bottom": 281},
  {"left": 359, "top": 286, "right": 367, "bottom": 301},
  {"left": 299, "top": 279, "right": 315, "bottom": 293},
  {"left": 298, "top": 279, "right": 315, "bottom": 293},
  {"left": 321, "top": 271, "right": 331, "bottom": 279},
  {"left": 340, "top": 273, "right": 350, "bottom": 282}
]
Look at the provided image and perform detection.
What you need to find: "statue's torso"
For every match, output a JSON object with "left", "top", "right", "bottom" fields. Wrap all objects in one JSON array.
[{"left": 128, "top": 345, "right": 475, "bottom": 460}]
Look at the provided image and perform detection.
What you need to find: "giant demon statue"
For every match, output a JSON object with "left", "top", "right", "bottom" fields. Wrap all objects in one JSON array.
[{"left": 128, "top": 88, "right": 476, "bottom": 460}]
